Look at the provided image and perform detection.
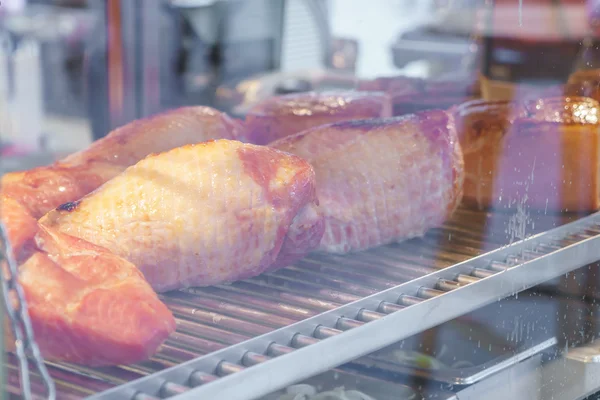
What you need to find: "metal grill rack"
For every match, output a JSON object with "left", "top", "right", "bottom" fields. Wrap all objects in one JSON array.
[{"left": 5, "top": 207, "right": 600, "bottom": 400}]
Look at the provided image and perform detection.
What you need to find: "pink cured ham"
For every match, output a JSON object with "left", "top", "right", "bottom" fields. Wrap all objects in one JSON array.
[
  {"left": 243, "top": 91, "right": 392, "bottom": 145},
  {"left": 270, "top": 110, "right": 465, "bottom": 253},
  {"left": 40, "top": 140, "right": 324, "bottom": 292}
]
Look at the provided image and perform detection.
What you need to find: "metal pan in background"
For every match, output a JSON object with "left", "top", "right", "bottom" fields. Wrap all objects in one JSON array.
[
  {"left": 345, "top": 290, "right": 561, "bottom": 386},
  {"left": 259, "top": 369, "right": 457, "bottom": 400},
  {"left": 536, "top": 337, "right": 600, "bottom": 400}
]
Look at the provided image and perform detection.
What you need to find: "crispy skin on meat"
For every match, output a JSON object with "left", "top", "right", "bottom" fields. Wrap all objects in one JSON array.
[
  {"left": 0, "top": 107, "right": 248, "bottom": 365},
  {"left": 0, "top": 195, "right": 175, "bottom": 366},
  {"left": 41, "top": 140, "right": 324, "bottom": 292},
  {"left": 1, "top": 163, "right": 122, "bottom": 220}
]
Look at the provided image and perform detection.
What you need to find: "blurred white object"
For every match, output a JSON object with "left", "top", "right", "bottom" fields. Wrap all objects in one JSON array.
[
  {"left": 9, "top": 39, "right": 44, "bottom": 152},
  {"left": 0, "top": 36, "right": 12, "bottom": 148},
  {"left": 3, "top": 0, "right": 27, "bottom": 14},
  {"left": 280, "top": 0, "right": 328, "bottom": 71},
  {"left": 330, "top": 0, "right": 434, "bottom": 78}
]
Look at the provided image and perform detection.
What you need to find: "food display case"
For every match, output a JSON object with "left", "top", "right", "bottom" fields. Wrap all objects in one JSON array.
[{"left": 4, "top": 1, "right": 600, "bottom": 399}]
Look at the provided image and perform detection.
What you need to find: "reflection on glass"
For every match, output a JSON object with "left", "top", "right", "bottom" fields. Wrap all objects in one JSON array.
[{"left": 2, "top": 1, "right": 600, "bottom": 400}]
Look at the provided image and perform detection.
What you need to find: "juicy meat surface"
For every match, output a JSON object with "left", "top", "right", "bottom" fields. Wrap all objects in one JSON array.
[
  {"left": 41, "top": 140, "right": 324, "bottom": 292},
  {"left": 270, "top": 110, "right": 465, "bottom": 253},
  {"left": 0, "top": 198, "right": 175, "bottom": 366},
  {"left": 2, "top": 106, "right": 244, "bottom": 218},
  {"left": 244, "top": 91, "right": 392, "bottom": 145}
]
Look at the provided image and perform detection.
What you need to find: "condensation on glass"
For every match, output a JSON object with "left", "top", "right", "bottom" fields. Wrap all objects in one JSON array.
[{"left": 1, "top": 1, "right": 600, "bottom": 400}]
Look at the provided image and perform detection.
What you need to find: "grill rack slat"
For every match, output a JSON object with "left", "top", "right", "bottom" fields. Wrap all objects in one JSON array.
[{"left": 5, "top": 208, "right": 599, "bottom": 399}]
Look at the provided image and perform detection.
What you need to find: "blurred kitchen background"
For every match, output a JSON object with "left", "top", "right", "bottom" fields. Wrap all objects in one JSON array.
[{"left": 0, "top": 0, "right": 480, "bottom": 169}]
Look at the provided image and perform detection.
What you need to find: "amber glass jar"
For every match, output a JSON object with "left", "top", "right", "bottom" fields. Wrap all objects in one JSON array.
[{"left": 479, "top": 0, "right": 587, "bottom": 100}]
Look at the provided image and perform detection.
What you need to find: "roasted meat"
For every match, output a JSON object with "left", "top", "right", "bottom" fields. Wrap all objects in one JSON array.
[
  {"left": 40, "top": 140, "right": 324, "bottom": 292},
  {"left": 2, "top": 106, "right": 244, "bottom": 218},
  {"left": 453, "top": 99, "right": 527, "bottom": 210},
  {"left": 270, "top": 110, "right": 464, "bottom": 254},
  {"left": 243, "top": 91, "right": 392, "bottom": 145},
  {"left": 357, "top": 75, "right": 481, "bottom": 116},
  {"left": 0, "top": 196, "right": 175, "bottom": 366},
  {"left": 454, "top": 96, "right": 600, "bottom": 212}
]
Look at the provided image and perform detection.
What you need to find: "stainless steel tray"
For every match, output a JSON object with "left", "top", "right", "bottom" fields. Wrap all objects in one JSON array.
[
  {"left": 453, "top": 352, "right": 545, "bottom": 400},
  {"left": 4, "top": 208, "right": 599, "bottom": 399},
  {"left": 88, "top": 210, "right": 600, "bottom": 400}
]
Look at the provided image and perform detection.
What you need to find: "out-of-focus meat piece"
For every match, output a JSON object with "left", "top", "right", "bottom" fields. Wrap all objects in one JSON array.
[
  {"left": 1, "top": 164, "right": 123, "bottom": 220},
  {"left": 566, "top": 69, "right": 600, "bottom": 101},
  {"left": 541, "top": 69, "right": 600, "bottom": 103},
  {"left": 2, "top": 106, "right": 244, "bottom": 218},
  {"left": 523, "top": 96, "right": 600, "bottom": 124},
  {"left": 509, "top": 84, "right": 565, "bottom": 102},
  {"left": 391, "top": 80, "right": 480, "bottom": 116},
  {"left": 356, "top": 75, "right": 481, "bottom": 116},
  {"left": 1, "top": 197, "right": 175, "bottom": 366},
  {"left": 453, "top": 99, "right": 528, "bottom": 210},
  {"left": 62, "top": 106, "right": 245, "bottom": 167},
  {"left": 506, "top": 97, "right": 600, "bottom": 211},
  {"left": 356, "top": 75, "right": 423, "bottom": 93},
  {"left": 422, "top": 79, "right": 482, "bottom": 99},
  {"left": 270, "top": 110, "right": 464, "bottom": 254},
  {"left": 390, "top": 92, "right": 465, "bottom": 116},
  {"left": 41, "top": 140, "right": 324, "bottom": 292},
  {"left": 243, "top": 91, "right": 392, "bottom": 145},
  {"left": 454, "top": 96, "right": 600, "bottom": 212},
  {"left": 0, "top": 195, "right": 39, "bottom": 262}
]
